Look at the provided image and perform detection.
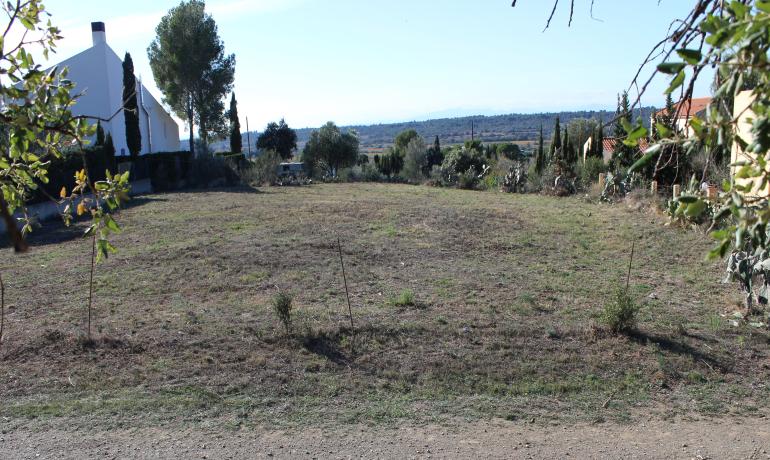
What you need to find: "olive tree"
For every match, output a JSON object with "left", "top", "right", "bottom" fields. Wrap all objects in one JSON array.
[{"left": 301, "top": 122, "right": 359, "bottom": 178}]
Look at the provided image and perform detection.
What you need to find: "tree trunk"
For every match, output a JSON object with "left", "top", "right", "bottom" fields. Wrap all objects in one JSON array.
[
  {"left": 187, "top": 96, "right": 195, "bottom": 156},
  {"left": 0, "top": 194, "right": 27, "bottom": 253},
  {"left": 200, "top": 118, "right": 208, "bottom": 156}
]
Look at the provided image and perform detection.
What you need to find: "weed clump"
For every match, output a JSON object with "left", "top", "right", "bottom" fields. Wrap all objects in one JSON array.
[
  {"left": 272, "top": 291, "right": 293, "bottom": 334},
  {"left": 601, "top": 288, "right": 638, "bottom": 334},
  {"left": 392, "top": 289, "right": 416, "bottom": 308}
]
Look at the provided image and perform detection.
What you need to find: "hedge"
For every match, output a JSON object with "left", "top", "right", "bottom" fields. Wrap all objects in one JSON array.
[
  {"left": 117, "top": 151, "right": 193, "bottom": 191},
  {"left": 29, "top": 146, "right": 116, "bottom": 205}
]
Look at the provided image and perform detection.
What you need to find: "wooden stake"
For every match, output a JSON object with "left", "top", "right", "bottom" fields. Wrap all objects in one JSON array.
[
  {"left": 626, "top": 241, "right": 635, "bottom": 293},
  {"left": 651, "top": 180, "right": 658, "bottom": 195},
  {"left": 87, "top": 231, "right": 96, "bottom": 341},
  {"left": 673, "top": 184, "right": 681, "bottom": 199},
  {"left": 0, "top": 272, "right": 4, "bottom": 351},
  {"left": 337, "top": 237, "right": 354, "bottom": 330},
  {"left": 707, "top": 184, "right": 718, "bottom": 201},
  {"left": 598, "top": 173, "right": 606, "bottom": 190}
]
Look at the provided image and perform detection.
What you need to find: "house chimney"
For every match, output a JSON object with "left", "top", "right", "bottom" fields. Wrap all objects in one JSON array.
[{"left": 91, "top": 22, "right": 106, "bottom": 46}]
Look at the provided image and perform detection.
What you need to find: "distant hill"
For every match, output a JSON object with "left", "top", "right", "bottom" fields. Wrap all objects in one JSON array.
[{"left": 212, "top": 107, "right": 657, "bottom": 153}]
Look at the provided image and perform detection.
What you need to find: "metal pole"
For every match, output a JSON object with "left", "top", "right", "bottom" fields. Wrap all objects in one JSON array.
[{"left": 337, "top": 237, "right": 354, "bottom": 330}]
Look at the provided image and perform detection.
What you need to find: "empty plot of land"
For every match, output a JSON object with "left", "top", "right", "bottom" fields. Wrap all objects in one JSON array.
[{"left": 0, "top": 183, "right": 767, "bottom": 431}]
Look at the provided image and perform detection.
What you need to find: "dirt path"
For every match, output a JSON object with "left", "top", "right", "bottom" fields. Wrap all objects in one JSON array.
[{"left": 2, "top": 418, "right": 769, "bottom": 459}]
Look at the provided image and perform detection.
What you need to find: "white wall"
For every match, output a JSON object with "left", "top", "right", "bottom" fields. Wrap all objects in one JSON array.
[{"left": 52, "top": 29, "right": 181, "bottom": 155}]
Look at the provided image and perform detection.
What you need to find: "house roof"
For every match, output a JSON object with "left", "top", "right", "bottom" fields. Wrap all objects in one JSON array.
[
  {"left": 603, "top": 137, "right": 649, "bottom": 153},
  {"left": 656, "top": 97, "right": 712, "bottom": 119}
]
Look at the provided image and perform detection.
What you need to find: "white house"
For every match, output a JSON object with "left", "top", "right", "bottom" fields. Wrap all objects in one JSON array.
[{"left": 52, "top": 22, "right": 180, "bottom": 155}]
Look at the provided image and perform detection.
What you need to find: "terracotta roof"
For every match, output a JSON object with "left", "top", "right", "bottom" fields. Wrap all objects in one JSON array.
[
  {"left": 603, "top": 137, "right": 649, "bottom": 154},
  {"left": 656, "top": 97, "right": 712, "bottom": 119}
]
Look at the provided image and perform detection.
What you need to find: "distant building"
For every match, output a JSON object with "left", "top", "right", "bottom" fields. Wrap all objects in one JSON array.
[
  {"left": 582, "top": 137, "right": 649, "bottom": 164},
  {"left": 731, "top": 90, "right": 767, "bottom": 197},
  {"left": 50, "top": 22, "right": 180, "bottom": 155},
  {"left": 654, "top": 96, "right": 712, "bottom": 137}
]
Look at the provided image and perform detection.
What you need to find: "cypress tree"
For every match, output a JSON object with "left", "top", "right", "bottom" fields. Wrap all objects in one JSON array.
[
  {"left": 433, "top": 135, "right": 440, "bottom": 153},
  {"left": 95, "top": 121, "right": 105, "bottom": 147},
  {"left": 104, "top": 132, "right": 116, "bottom": 158},
  {"left": 594, "top": 120, "right": 604, "bottom": 159},
  {"left": 549, "top": 116, "right": 561, "bottom": 161},
  {"left": 535, "top": 124, "right": 545, "bottom": 174},
  {"left": 562, "top": 129, "right": 572, "bottom": 165},
  {"left": 228, "top": 93, "right": 242, "bottom": 154},
  {"left": 612, "top": 92, "right": 634, "bottom": 168},
  {"left": 122, "top": 53, "right": 141, "bottom": 157}
]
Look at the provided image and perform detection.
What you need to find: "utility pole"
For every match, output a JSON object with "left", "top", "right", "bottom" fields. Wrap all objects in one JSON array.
[{"left": 246, "top": 116, "right": 252, "bottom": 156}]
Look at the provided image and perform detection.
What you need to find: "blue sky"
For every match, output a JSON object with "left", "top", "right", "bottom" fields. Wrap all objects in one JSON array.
[{"left": 38, "top": 0, "right": 709, "bottom": 133}]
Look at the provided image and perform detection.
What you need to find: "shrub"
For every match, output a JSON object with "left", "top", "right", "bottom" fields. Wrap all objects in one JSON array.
[
  {"left": 457, "top": 169, "right": 480, "bottom": 190},
  {"left": 601, "top": 287, "right": 638, "bottom": 334},
  {"left": 187, "top": 154, "right": 240, "bottom": 188},
  {"left": 440, "top": 146, "right": 486, "bottom": 182},
  {"left": 340, "top": 164, "right": 383, "bottom": 182},
  {"left": 576, "top": 156, "right": 607, "bottom": 190},
  {"left": 402, "top": 137, "right": 428, "bottom": 182},
  {"left": 272, "top": 291, "right": 293, "bottom": 334},
  {"left": 242, "top": 150, "right": 281, "bottom": 186}
]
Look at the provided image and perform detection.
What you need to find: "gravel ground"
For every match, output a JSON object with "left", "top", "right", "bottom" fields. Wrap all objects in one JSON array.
[{"left": 2, "top": 418, "right": 769, "bottom": 459}]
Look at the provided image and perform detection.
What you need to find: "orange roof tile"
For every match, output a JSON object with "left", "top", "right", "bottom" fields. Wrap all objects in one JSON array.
[
  {"left": 656, "top": 97, "right": 712, "bottom": 119},
  {"left": 603, "top": 137, "right": 649, "bottom": 154}
]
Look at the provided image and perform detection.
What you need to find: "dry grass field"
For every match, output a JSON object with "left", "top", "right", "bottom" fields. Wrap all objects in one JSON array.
[{"left": 1, "top": 183, "right": 768, "bottom": 430}]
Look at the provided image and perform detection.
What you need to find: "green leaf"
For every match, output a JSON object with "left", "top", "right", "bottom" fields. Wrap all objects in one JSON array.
[
  {"left": 665, "top": 70, "right": 686, "bottom": 95},
  {"left": 104, "top": 214, "right": 121, "bottom": 233},
  {"left": 676, "top": 48, "right": 702, "bottom": 65},
  {"left": 678, "top": 195, "right": 699, "bottom": 204},
  {"left": 655, "top": 123, "right": 672, "bottom": 138},
  {"left": 657, "top": 62, "right": 686, "bottom": 75},
  {"left": 623, "top": 124, "right": 648, "bottom": 146},
  {"left": 628, "top": 149, "right": 658, "bottom": 175},
  {"left": 684, "top": 200, "right": 707, "bottom": 218}
]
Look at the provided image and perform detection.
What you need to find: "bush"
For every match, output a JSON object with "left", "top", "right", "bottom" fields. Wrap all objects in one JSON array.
[
  {"left": 601, "top": 287, "right": 638, "bottom": 334},
  {"left": 241, "top": 151, "right": 281, "bottom": 186},
  {"left": 272, "top": 291, "right": 293, "bottom": 334},
  {"left": 402, "top": 138, "right": 428, "bottom": 182},
  {"left": 440, "top": 146, "right": 486, "bottom": 181},
  {"left": 457, "top": 169, "right": 480, "bottom": 190},
  {"left": 340, "top": 164, "right": 383, "bottom": 182},
  {"left": 187, "top": 154, "right": 240, "bottom": 189},
  {"left": 576, "top": 157, "right": 607, "bottom": 191}
]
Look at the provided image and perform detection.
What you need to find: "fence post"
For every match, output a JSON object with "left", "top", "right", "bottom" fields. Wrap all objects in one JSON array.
[{"left": 707, "top": 184, "right": 718, "bottom": 201}]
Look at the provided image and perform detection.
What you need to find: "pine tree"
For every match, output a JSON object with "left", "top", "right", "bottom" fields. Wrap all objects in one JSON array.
[
  {"left": 549, "top": 116, "right": 561, "bottom": 161},
  {"left": 612, "top": 92, "right": 635, "bottom": 169},
  {"left": 122, "top": 53, "right": 141, "bottom": 157},
  {"left": 228, "top": 93, "right": 242, "bottom": 154},
  {"left": 95, "top": 121, "right": 105, "bottom": 147}
]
